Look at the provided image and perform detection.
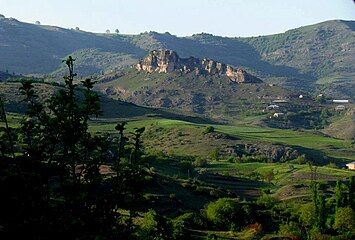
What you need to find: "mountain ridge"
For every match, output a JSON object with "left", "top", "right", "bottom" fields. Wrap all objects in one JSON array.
[{"left": 0, "top": 16, "right": 354, "bottom": 97}]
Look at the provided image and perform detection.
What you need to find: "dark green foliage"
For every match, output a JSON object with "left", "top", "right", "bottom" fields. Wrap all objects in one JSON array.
[
  {"left": 203, "top": 126, "right": 215, "bottom": 134},
  {"left": 205, "top": 198, "right": 247, "bottom": 230},
  {"left": 0, "top": 57, "right": 150, "bottom": 239},
  {"left": 334, "top": 180, "right": 347, "bottom": 210},
  {"left": 135, "top": 209, "right": 170, "bottom": 240},
  {"left": 0, "top": 97, "right": 15, "bottom": 157},
  {"left": 171, "top": 213, "right": 195, "bottom": 239},
  {"left": 311, "top": 182, "right": 327, "bottom": 231},
  {"left": 209, "top": 148, "right": 220, "bottom": 161},
  {"left": 333, "top": 207, "right": 355, "bottom": 235},
  {"left": 349, "top": 176, "right": 355, "bottom": 210}
]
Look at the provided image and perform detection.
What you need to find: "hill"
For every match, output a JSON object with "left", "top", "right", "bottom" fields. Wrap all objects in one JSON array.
[
  {"left": 94, "top": 50, "right": 292, "bottom": 119},
  {"left": 0, "top": 16, "right": 354, "bottom": 96},
  {"left": 0, "top": 16, "right": 144, "bottom": 75},
  {"left": 0, "top": 81, "right": 215, "bottom": 124}
]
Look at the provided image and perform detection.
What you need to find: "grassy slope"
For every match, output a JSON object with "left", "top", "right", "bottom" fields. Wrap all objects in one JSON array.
[
  {"left": 0, "top": 82, "right": 214, "bottom": 123},
  {"left": 95, "top": 69, "right": 290, "bottom": 119},
  {"left": 322, "top": 112, "right": 355, "bottom": 140},
  {"left": 89, "top": 118, "right": 355, "bottom": 162}
]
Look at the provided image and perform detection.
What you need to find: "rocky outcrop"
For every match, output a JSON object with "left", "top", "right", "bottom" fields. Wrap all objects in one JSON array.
[{"left": 135, "top": 50, "right": 262, "bottom": 83}]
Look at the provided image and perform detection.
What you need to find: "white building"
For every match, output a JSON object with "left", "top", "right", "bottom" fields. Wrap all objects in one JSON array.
[
  {"left": 273, "top": 113, "right": 285, "bottom": 118},
  {"left": 335, "top": 105, "right": 346, "bottom": 111},
  {"left": 333, "top": 100, "right": 349, "bottom": 103},
  {"left": 266, "top": 104, "right": 279, "bottom": 110},
  {"left": 346, "top": 162, "right": 355, "bottom": 170}
]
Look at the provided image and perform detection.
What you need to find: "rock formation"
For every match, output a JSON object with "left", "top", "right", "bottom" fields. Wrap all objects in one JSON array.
[{"left": 135, "top": 50, "right": 262, "bottom": 83}]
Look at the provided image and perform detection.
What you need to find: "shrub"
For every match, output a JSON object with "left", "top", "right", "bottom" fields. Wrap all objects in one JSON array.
[
  {"left": 291, "top": 154, "right": 307, "bottom": 164},
  {"left": 333, "top": 207, "right": 355, "bottom": 234},
  {"left": 278, "top": 221, "right": 302, "bottom": 239},
  {"left": 171, "top": 213, "right": 195, "bottom": 239},
  {"left": 256, "top": 194, "right": 277, "bottom": 209},
  {"left": 205, "top": 198, "right": 244, "bottom": 230},
  {"left": 298, "top": 203, "right": 316, "bottom": 227},
  {"left": 209, "top": 148, "right": 220, "bottom": 161},
  {"left": 135, "top": 209, "right": 169, "bottom": 240},
  {"left": 203, "top": 126, "right": 215, "bottom": 134},
  {"left": 193, "top": 157, "right": 208, "bottom": 167}
]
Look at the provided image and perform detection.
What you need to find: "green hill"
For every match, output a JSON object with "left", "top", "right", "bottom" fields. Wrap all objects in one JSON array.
[{"left": 0, "top": 16, "right": 354, "bottom": 96}]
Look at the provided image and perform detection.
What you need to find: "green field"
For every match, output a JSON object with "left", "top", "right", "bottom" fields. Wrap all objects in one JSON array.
[{"left": 89, "top": 118, "right": 355, "bottom": 162}]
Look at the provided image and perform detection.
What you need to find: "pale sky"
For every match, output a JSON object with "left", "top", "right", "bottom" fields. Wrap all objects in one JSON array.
[{"left": 0, "top": 0, "right": 354, "bottom": 37}]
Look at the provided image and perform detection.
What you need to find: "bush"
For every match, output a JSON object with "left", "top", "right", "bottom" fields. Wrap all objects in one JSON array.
[
  {"left": 135, "top": 209, "right": 169, "bottom": 240},
  {"left": 256, "top": 194, "right": 277, "bottom": 209},
  {"left": 171, "top": 213, "right": 195, "bottom": 239},
  {"left": 278, "top": 221, "right": 302, "bottom": 239},
  {"left": 291, "top": 154, "right": 307, "bottom": 164},
  {"left": 333, "top": 207, "right": 355, "bottom": 234},
  {"left": 203, "top": 126, "right": 215, "bottom": 134},
  {"left": 298, "top": 203, "right": 316, "bottom": 227},
  {"left": 209, "top": 148, "right": 220, "bottom": 161},
  {"left": 193, "top": 157, "right": 208, "bottom": 167},
  {"left": 205, "top": 198, "right": 245, "bottom": 230}
]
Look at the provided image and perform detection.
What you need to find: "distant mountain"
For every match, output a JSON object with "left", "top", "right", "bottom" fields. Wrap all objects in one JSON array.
[
  {"left": 0, "top": 71, "right": 11, "bottom": 81},
  {"left": 0, "top": 16, "right": 144, "bottom": 75},
  {"left": 0, "top": 16, "right": 354, "bottom": 96}
]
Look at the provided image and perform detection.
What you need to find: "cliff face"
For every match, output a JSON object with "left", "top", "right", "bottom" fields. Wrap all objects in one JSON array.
[{"left": 135, "top": 50, "right": 262, "bottom": 83}]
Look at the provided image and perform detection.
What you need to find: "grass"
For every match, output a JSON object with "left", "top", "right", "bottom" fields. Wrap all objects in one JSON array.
[{"left": 89, "top": 118, "right": 355, "bottom": 162}]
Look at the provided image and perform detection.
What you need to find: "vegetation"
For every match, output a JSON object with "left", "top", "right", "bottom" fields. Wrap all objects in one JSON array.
[{"left": 0, "top": 16, "right": 354, "bottom": 240}]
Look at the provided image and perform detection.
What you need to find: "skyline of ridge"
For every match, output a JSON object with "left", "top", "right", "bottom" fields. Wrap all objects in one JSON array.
[{"left": 1, "top": 0, "right": 354, "bottom": 37}]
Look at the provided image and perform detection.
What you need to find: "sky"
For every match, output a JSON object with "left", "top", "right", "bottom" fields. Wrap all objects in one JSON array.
[{"left": 0, "top": 0, "right": 354, "bottom": 37}]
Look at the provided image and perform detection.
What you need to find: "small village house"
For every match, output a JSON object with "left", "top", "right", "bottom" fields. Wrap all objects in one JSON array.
[
  {"left": 333, "top": 100, "right": 350, "bottom": 103},
  {"left": 335, "top": 105, "right": 345, "bottom": 111},
  {"left": 266, "top": 104, "right": 279, "bottom": 110},
  {"left": 273, "top": 112, "right": 285, "bottom": 118},
  {"left": 346, "top": 162, "right": 355, "bottom": 170}
]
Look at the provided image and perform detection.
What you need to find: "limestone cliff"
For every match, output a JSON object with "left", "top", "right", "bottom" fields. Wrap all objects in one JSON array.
[{"left": 135, "top": 50, "right": 262, "bottom": 83}]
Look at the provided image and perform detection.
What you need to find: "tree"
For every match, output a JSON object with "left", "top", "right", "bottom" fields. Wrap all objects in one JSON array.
[
  {"left": 35, "top": 20, "right": 41, "bottom": 25},
  {"left": 334, "top": 180, "right": 346, "bottom": 210},
  {"left": 135, "top": 209, "right": 169, "bottom": 240},
  {"left": 115, "top": 121, "right": 128, "bottom": 169},
  {"left": 205, "top": 198, "right": 244, "bottom": 229},
  {"left": 130, "top": 127, "right": 145, "bottom": 164},
  {"left": 75, "top": 27, "right": 80, "bottom": 30},
  {"left": 171, "top": 213, "right": 195, "bottom": 239},
  {"left": 115, "top": 29, "right": 120, "bottom": 34},
  {"left": 349, "top": 176, "right": 355, "bottom": 210},
  {"left": 333, "top": 207, "right": 355, "bottom": 234},
  {"left": 209, "top": 148, "right": 220, "bottom": 161},
  {"left": 299, "top": 203, "right": 316, "bottom": 228},
  {"left": 263, "top": 170, "right": 275, "bottom": 183},
  {"left": 0, "top": 97, "right": 15, "bottom": 157},
  {"left": 311, "top": 183, "right": 326, "bottom": 231},
  {"left": 203, "top": 126, "right": 214, "bottom": 134},
  {"left": 106, "top": 29, "right": 110, "bottom": 34}
]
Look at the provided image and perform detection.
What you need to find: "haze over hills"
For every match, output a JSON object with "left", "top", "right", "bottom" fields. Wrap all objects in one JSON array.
[{"left": 0, "top": 15, "right": 354, "bottom": 97}]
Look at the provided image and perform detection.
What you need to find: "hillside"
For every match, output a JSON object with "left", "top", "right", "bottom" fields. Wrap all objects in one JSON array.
[
  {"left": 0, "top": 16, "right": 354, "bottom": 96},
  {"left": 0, "top": 16, "right": 144, "bottom": 75},
  {"left": 94, "top": 66, "right": 291, "bottom": 119},
  {"left": 0, "top": 81, "right": 213, "bottom": 124}
]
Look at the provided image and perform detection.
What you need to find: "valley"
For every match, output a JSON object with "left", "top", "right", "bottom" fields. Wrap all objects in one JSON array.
[{"left": 0, "top": 9, "right": 354, "bottom": 240}]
